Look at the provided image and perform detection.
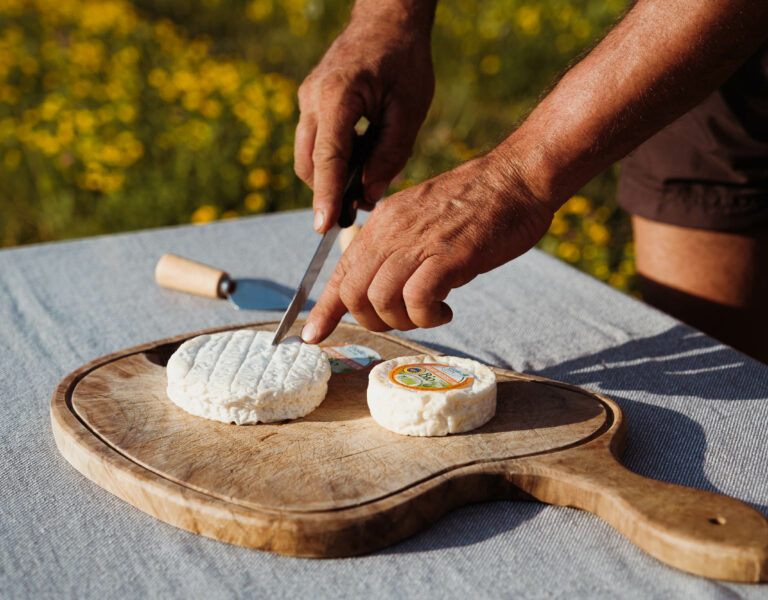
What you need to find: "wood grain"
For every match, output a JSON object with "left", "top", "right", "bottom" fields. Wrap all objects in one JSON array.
[{"left": 50, "top": 321, "right": 768, "bottom": 582}]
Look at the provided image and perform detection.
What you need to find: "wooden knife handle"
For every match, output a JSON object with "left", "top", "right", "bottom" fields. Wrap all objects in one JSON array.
[
  {"left": 155, "top": 254, "right": 228, "bottom": 299},
  {"left": 339, "top": 224, "right": 361, "bottom": 254},
  {"left": 512, "top": 450, "right": 768, "bottom": 582}
]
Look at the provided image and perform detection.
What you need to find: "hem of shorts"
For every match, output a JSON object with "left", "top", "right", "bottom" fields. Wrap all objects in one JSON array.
[{"left": 617, "top": 171, "right": 768, "bottom": 233}]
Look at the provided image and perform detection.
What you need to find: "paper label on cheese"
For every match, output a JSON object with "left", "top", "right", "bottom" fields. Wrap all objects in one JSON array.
[
  {"left": 321, "top": 344, "right": 382, "bottom": 375},
  {"left": 388, "top": 363, "right": 474, "bottom": 391}
]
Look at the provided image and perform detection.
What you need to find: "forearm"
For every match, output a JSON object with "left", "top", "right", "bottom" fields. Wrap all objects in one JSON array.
[
  {"left": 350, "top": 0, "right": 437, "bottom": 37},
  {"left": 493, "top": 0, "right": 768, "bottom": 210}
]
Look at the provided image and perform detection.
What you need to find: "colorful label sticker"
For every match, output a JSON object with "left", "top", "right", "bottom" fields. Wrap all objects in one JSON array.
[
  {"left": 389, "top": 363, "right": 474, "bottom": 391},
  {"left": 322, "top": 344, "right": 382, "bottom": 375}
]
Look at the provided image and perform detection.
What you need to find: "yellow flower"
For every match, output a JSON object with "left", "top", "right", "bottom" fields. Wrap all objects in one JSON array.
[
  {"left": 75, "top": 110, "right": 96, "bottom": 133},
  {"left": 480, "top": 55, "right": 501, "bottom": 76},
  {"left": 573, "top": 19, "right": 592, "bottom": 40},
  {"left": 609, "top": 273, "right": 627, "bottom": 290},
  {"left": 244, "top": 192, "right": 265, "bottom": 212},
  {"left": 563, "top": 195, "right": 591, "bottom": 216},
  {"left": 221, "top": 210, "right": 239, "bottom": 220},
  {"left": 592, "top": 263, "right": 610, "bottom": 280},
  {"left": 555, "top": 34, "right": 576, "bottom": 54},
  {"left": 246, "top": 0, "right": 273, "bottom": 21},
  {"left": 582, "top": 244, "right": 598, "bottom": 260},
  {"left": 548, "top": 217, "right": 568, "bottom": 236},
  {"left": 247, "top": 168, "right": 269, "bottom": 189},
  {"left": 117, "top": 104, "right": 136, "bottom": 124},
  {"left": 619, "top": 260, "right": 636, "bottom": 276},
  {"left": 587, "top": 223, "right": 611, "bottom": 246},
  {"left": 201, "top": 99, "right": 222, "bottom": 119},
  {"left": 4, "top": 148, "right": 21, "bottom": 170},
  {"left": 270, "top": 173, "right": 289, "bottom": 190},
  {"left": 516, "top": 5, "right": 541, "bottom": 36},
  {"left": 191, "top": 205, "right": 218, "bottom": 224},
  {"left": 556, "top": 241, "right": 580, "bottom": 263},
  {"left": 148, "top": 68, "right": 167, "bottom": 88},
  {"left": 274, "top": 145, "right": 293, "bottom": 164}
]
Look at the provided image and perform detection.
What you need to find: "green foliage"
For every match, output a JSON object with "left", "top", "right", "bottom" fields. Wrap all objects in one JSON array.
[{"left": 0, "top": 0, "right": 633, "bottom": 291}]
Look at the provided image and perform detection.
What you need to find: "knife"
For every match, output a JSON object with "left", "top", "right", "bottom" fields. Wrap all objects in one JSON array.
[
  {"left": 272, "top": 125, "right": 378, "bottom": 345},
  {"left": 154, "top": 254, "right": 292, "bottom": 310}
]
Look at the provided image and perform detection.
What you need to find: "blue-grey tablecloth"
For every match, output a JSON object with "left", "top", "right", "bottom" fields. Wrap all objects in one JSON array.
[{"left": 1, "top": 210, "right": 766, "bottom": 599}]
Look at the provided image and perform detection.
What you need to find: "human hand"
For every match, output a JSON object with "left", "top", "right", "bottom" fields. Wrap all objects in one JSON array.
[
  {"left": 300, "top": 153, "right": 555, "bottom": 342},
  {"left": 294, "top": 7, "right": 435, "bottom": 233}
]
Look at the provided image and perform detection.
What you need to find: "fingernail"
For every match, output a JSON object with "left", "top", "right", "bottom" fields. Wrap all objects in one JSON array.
[
  {"left": 367, "top": 182, "right": 388, "bottom": 205},
  {"left": 313, "top": 210, "right": 325, "bottom": 232},
  {"left": 301, "top": 321, "right": 317, "bottom": 343}
]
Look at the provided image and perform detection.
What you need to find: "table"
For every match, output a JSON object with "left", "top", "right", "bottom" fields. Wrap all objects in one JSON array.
[{"left": 1, "top": 210, "right": 766, "bottom": 599}]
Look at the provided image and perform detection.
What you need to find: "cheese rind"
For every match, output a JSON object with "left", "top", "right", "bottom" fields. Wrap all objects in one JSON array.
[
  {"left": 166, "top": 330, "right": 330, "bottom": 424},
  {"left": 367, "top": 354, "right": 497, "bottom": 436}
]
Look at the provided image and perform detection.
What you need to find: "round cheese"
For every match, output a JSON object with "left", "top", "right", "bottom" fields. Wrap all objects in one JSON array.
[
  {"left": 367, "top": 354, "right": 497, "bottom": 436},
  {"left": 166, "top": 330, "right": 331, "bottom": 424}
]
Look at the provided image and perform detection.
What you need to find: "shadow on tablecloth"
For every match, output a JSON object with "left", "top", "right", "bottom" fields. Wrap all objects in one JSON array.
[{"left": 386, "top": 325, "right": 766, "bottom": 554}]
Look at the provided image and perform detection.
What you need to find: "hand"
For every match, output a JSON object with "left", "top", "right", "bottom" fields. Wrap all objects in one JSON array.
[
  {"left": 294, "top": 9, "right": 435, "bottom": 233},
  {"left": 300, "top": 153, "right": 555, "bottom": 342}
]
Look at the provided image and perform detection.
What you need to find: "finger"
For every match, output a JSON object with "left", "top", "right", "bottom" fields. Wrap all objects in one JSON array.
[
  {"left": 303, "top": 227, "right": 388, "bottom": 341},
  {"left": 366, "top": 253, "right": 420, "bottom": 331},
  {"left": 338, "top": 259, "right": 391, "bottom": 333},
  {"left": 363, "top": 100, "right": 420, "bottom": 205},
  {"left": 312, "top": 98, "right": 363, "bottom": 233},
  {"left": 294, "top": 112, "right": 317, "bottom": 187},
  {"left": 302, "top": 265, "right": 348, "bottom": 344},
  {"left": 402, "top": 256, "right": 456, "bottom": 329}
]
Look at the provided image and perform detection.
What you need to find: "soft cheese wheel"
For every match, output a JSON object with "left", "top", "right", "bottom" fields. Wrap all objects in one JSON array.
[
  {"left": 367, "top": 354, "right": 497, "bottom": 436},
  {"left": 166, "top": 330, "right": 330, "bottom": 424}
]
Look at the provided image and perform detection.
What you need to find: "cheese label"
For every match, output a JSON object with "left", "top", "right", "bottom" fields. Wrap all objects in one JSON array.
[
  {"left": 322, "top": 344, "right": 382, "bottom": 375},
  {"left": 389, "top": 363, "right": 474, "bottom": 391}
]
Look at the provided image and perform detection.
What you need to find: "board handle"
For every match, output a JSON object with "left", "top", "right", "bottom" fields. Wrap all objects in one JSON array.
[
  {"left": 511, "top": 451, "right": 768, "bottom": 582},
  {"left": 155, "top": 254, "right": 228, "bottom": 299}
]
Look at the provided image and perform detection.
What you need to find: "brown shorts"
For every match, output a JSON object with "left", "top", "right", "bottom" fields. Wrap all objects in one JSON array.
[{"left": 618, "top": 40, "right": 768, "bottom": 233}]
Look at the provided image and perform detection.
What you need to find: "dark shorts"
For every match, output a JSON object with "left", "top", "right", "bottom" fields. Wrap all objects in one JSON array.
[{"left": 618, "top": 40, "right": 768, "bottom": 233}]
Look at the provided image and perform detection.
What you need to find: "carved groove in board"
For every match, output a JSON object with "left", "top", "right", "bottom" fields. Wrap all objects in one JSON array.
[
  {"left": 69, "top": 326, "right": 610, "bottom": 512},
  {"left": 68, "top": 357, "right": 615, "bottom": 514}
]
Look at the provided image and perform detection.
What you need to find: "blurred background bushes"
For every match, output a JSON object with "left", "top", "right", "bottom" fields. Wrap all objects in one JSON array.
[{"left": 0, "top": 0, "right": 634, "bottom": 292}]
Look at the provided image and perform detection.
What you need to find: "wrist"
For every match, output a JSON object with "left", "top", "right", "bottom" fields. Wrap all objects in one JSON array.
[
  {"left": 486, "top": 132, "right": 573, "bottom": 218},
  {"left": 350, "top": 0, "right": 436, "bottom": 38}
]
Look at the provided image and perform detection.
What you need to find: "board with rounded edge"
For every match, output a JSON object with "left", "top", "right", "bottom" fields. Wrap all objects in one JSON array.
[{"left": 50, "top": 321, "right": 768, "bottom": 582}]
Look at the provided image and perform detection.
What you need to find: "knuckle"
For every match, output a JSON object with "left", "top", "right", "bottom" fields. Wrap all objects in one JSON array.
[
  {"left": 402, "top": 288, "right": 431, "bottom": 310},
  {"left": 367, "top": 286, "right": 400, "bottom": 313},
  {"left": 293, "top": 160, "right": 312, "bottom": 183},
  {"left": 312, "top": 138, "right": 346, "bottom": 165},
  {"left": 339, "top": 279, "right": 369, "bottom": 314},
  {"left": 297, "top": 81, "right": 314, "bottom": 108}
]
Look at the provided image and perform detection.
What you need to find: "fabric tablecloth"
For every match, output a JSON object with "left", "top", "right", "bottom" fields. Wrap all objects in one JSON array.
[{"left": 1, "top": 210, "right": 766, "bottom": 599}]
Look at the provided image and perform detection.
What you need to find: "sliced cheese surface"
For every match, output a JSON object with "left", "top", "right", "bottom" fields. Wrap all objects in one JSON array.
[
  {"left": 367, "top": 354, "right": 497, "bottom": 436},
  {"left": 166, "top": 330, "right": 330, "bottom": 424}
]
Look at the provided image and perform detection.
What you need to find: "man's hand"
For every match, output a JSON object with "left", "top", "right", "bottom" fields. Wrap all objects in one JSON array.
[
  {"left": 295, "top": 1, "right": 436, "bottom": 233},
  {"left": 300, "top": 154, "right": 554, "bottom": 342}
]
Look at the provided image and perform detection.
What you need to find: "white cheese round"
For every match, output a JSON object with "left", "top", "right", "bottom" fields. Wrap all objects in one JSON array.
[
  {"left": 367, "top": 354, "right": 497, "bottom": 436},
  {"left": 166, "top": 330, "right": 331, "bottom": 424}
]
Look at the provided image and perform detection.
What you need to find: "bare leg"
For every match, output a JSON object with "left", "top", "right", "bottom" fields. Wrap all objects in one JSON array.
[{"left": 632, "top": 215, "right": 768, "bottom": 363}]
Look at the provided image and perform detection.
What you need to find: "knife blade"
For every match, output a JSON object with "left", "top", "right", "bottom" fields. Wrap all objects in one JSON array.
[{"left": 272, "top": 124, "right": 378, "bottom": 345}]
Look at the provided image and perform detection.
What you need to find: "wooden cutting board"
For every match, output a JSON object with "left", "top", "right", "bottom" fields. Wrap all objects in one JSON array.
[{"left": 50, "top": 321, "right": 768, "bottom": 582}]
